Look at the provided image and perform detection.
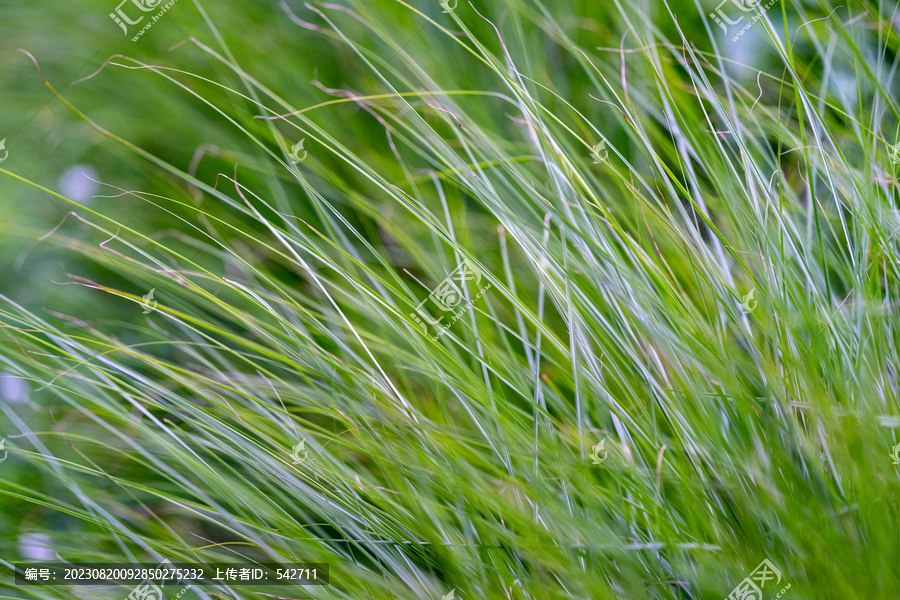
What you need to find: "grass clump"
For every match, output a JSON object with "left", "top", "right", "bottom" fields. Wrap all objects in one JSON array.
[{"left": 1, "top": 0, "right": 900, "bottom": 598}]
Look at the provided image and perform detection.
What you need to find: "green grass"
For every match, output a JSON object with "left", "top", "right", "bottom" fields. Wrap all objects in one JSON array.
[{"left": 1, "top": 0, "right": 900, "bottom": 598}]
